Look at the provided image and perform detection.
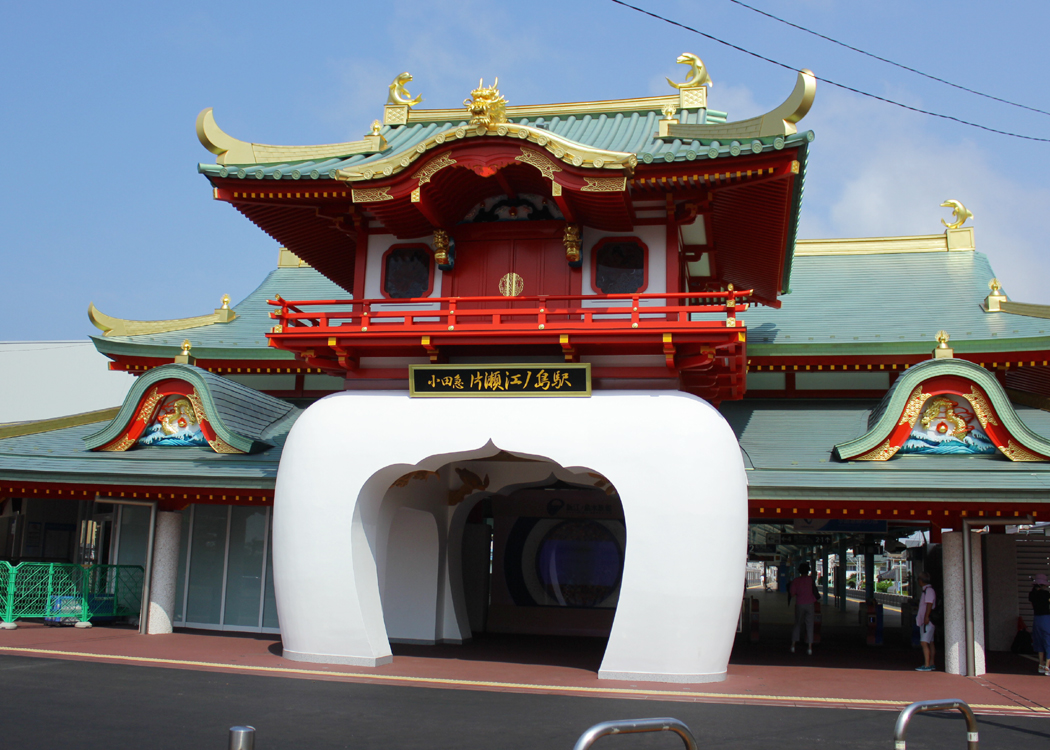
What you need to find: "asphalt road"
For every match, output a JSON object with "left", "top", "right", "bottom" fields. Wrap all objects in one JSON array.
[{"left": 1, "top": 655, "right": 1046, "bottom": 750}]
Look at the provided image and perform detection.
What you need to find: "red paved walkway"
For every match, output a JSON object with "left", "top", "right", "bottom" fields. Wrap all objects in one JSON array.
[{"left": 0, "top": 622, "right": 1047, "bottom": 718}]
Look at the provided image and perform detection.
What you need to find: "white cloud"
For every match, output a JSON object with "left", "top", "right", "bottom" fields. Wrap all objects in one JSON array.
[{"left": 797, "top": 89, "right": 1050, "bottom": 304}]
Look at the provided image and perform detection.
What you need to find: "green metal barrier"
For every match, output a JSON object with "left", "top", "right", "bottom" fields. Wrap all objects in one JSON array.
[{"left": 0, "top": 561, "right": 144, "bottom": 625}]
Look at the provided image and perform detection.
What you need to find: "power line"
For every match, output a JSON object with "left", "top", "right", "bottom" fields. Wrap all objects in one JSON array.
[
  {"left": 726, "top": 0, "right": 1050, "bottom": 118},
  {"left": 608, "top": 0, "right": 1050, "bottom": 143}
]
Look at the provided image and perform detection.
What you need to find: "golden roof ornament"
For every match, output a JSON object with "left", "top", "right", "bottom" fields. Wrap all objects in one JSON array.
[
  {"left": 667, "top": 53, "right": 712, "bottom": 89},
  {"left": 387, "top": 72, "right": 422, "bottom": 107},
  {"left": 369, "top": 120, "right": 382, "bottom": 136},
  {"left": 175, "top": 339, "right": 195, "bottom": 365},
  {"left": 941, "top": 199, "right": 973, "bottom": 230},
  {"left": 465, "top": 78, "right": 508, "bottom": 128},
  {"left": 934, "top": 330, "right": 954, "bottom": 359},
  {"left": 984, "top": 277, "right": 1008, "bottom": 313},
  {"left": 220, "top": 294, "right": 230, "bottom": 310}
]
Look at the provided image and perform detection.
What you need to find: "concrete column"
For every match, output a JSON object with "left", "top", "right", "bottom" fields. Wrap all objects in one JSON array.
[
  {"left": 864, "top": 535, "right": 875, "bottom": 602},
  {"left": 983, "top": 534, "right": 1018, "bottom": 652},
  {"left": 146, "top": 511, "right": 182, "bottom": 635},
  {"left": 943, "top": 531, "right": 986, "bottom": 675}
]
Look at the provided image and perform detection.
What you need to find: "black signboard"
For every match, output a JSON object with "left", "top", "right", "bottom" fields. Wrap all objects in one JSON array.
[{"left": 409, "top": 363, "right": 591, "bottom": 397}]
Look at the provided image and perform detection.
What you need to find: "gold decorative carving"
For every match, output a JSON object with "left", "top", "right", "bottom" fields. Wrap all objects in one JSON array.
[
  {"left": 563, "top": 225, "right": 581, "bottom": 264},
  {"left": 1000, "top": 440, "right": 1046, "bottom": 462},
  {"left": 209, "top": 436, "right": 244, "bottom": 454},
  {"left": 351, "top": 187, "right": 394, "bottom": 203},
  {"left": 413, "top": 153, "right": 457, "bottom": 185},
  {"left": 962, "top": 386, "right": 998, "bottom": 428},
  {"left": 387, "top": 72, "right": 422, "bottom": 107},
  {"left": 854, "top": 439, "right": 900, "bottom": 461},
  {"left": 515, "top": 148, "right": 561, "bottom": 180},
  {"left": 98, "top": 434, "right": 136, "bottom": 452},
  {"left": 186, "top": 389, "right": 246, "bottom": 454},
  {"left": 919, "top": 397, "right": 969, "bottom": 438},
  {"left": 667, "top": 53, "right": 713, "bottom": 89},
  {"left": 581, "top": 176, "right": 627, "bottom": 192},
  {"left": 464, "top": 78, "right": 508, "bottom": 128},
  {"left": 499, "top": 272, "right": 524, "bottom": 297},
  {"left": 433, "top": 230, "right": 450, "bottom": 265},
  {"left": 898, "top": 386, "right": 930, "bottom": 427},
  {"left": 383, "top": 105, "right": 408, "bottom": 125},
  {"left": 137, "top": 387, "right": 166, "bottom": 426},
  {"left": 940, "top": 199, "right": 972, "bottom": 229}
]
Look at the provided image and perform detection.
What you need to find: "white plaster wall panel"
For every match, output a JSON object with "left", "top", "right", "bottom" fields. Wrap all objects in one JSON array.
[
  {"left": 579, "top": 225, "right": 666, "bottom": 301},
  {"left": 364, "top": 234, "right": 442, "bottom": 313},
  {"left": 382, "top": 507, "right": 441, "bottom": 643},
  {"left": 273, "top": 390, "right": 748, "bottom": 682},
  {"left": 147, "top": 511, "right": 182, "bottom": 635},
  {"left": 943, "top": 532, "right": 986, "bottom": 675}
]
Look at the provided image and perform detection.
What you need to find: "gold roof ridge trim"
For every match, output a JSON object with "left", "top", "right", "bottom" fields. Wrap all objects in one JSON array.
[
  {"left": 406, "top": 95, "right": 691, "bottom": 123},
  {"left": 334, "top": 122, "right": 636, "bottom": 184},
  {"left": 196, "top": 108, "right": 387, "bottom": 167},
  {"left": 88, "top": 302, "right": 236, "bottom": 338},
  {"left": 0, "top": 408, "right": 121, "bottom": 441},
  {"left": 665, "top": 69, "right": 816, "bottom": 140},
  {"left": 795, "top": 232, "right": 975, "bottom": 256}
]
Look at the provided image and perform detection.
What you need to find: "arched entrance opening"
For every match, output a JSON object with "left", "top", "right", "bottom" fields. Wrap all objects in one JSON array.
[{"left": 374, "top": 450, "right": 625, "bottom": 657}]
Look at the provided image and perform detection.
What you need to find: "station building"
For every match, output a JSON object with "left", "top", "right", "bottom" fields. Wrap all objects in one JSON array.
[{"left": 2, "top": 56, "right": 1049, "bottom": 683}]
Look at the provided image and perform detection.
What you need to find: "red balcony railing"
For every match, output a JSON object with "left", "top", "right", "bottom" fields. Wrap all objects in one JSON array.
[{"left": 267, "top": 289, "right": 751, "bottom": 338}]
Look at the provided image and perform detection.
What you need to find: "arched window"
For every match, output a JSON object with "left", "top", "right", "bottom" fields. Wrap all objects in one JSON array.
[
  {"left": 381, "top": 245, "right": 434, "bottom": 299},
  {"left": 591, "top": 237, "right": 648, "bottom": 294}
]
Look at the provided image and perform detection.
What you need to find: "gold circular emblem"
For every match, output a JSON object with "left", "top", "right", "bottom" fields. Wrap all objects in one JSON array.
[{"left": 498, "top": 272, "right": 524, "bottom": 297}]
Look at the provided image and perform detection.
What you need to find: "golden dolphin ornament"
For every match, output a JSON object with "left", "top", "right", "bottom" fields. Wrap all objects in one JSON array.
[
  {"left": 941, "top": 199, "right": 973, "bottom": 229},
  {"left": 667, "top": 53, "right": 712, "bottom": 90},
  {"left": 387, "top": 72, "right": 422, "bottom": 107}
]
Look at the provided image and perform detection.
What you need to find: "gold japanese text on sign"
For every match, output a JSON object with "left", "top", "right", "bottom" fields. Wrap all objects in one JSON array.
[{"left": 409, "top": 364, "right": 591, "bottom": 397}]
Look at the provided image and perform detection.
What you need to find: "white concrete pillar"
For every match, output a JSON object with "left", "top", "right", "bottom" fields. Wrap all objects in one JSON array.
[
  {"left": 943, "top": 531, "right": 986, "bottom": 676},
  {"left": 146, "top": 511, "right": 182, "bottom": 635}
]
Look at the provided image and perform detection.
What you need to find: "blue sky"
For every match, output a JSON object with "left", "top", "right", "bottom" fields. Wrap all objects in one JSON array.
[{"left": 3, "top": 0, "right": 1048, "bottom": 340}]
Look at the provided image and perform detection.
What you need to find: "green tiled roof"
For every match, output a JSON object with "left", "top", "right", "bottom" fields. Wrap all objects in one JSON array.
[
  {"left": 92, "top": 267, "right": 346, "bottom": 361},
  {"left": 197, "top": 108, "right": 814, "bottom": 179},
  {"left": 0, "top": 423, "right": 284, "bottom": 489},
  {"left": 721, "top": 398, "right": 1050, "bottom": 501},
  {"left": 742, "top": 251, "right": 1050, "bottom": 355},
  {"left": 83, "top": 364, "right": 299, "bottom": 453}
]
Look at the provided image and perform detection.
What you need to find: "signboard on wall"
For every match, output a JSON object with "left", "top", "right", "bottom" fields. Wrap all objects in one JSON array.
[{"left": 409, "top": 363, "right": 591, "bottom": 397}]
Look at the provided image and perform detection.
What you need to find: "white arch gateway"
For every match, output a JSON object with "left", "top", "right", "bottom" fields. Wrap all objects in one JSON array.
[{"left": 273, "top": 390, "right": 747, "bottom": 683}]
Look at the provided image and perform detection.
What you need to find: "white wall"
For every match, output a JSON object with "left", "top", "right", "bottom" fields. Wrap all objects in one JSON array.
[{"left": 272, "top": 389, "right": 748, "bottom": 683}]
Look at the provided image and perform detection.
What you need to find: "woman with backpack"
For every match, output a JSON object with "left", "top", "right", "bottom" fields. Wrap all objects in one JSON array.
[{"left": 1030, "top": 573, "right": 1050, "bottom": 675}]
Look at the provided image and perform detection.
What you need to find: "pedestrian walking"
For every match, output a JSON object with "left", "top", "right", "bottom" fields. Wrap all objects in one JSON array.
[
  {"left": 915, "top": 571, "right": 937, "bottom": 671},
  {"left": 788, "top": 562, "right": 819, "bottom": 655}
]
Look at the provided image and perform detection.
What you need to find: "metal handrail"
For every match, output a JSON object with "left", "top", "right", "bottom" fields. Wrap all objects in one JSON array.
[
  {"left": 267, "top": 289, "right": 751, "bottom": 334},
  {"left": 893, "top": 700, "right": 978, "bottom": 750},
  {"left": 573, "top": 718, "right": 697, "bottom": 750},
  {"left": 229, "top": 726, "right": 255, "bottom": 750}
]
